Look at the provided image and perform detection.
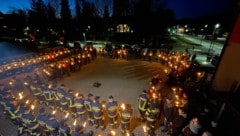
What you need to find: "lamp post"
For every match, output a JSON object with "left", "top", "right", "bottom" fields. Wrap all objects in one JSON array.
[
  {"left": 83, "top": 33, "right": 86, "bottom": 43},
  {"left": 200, "top": 24, "right": 208, "bottom": 45},
  {"left": 207, "top": 23, "right": 220, "bottom": 60}
]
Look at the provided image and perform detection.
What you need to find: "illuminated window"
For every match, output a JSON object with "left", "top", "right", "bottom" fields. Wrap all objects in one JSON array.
[{"left": 116, "top": 24, "right": 131, "bottom": 33}]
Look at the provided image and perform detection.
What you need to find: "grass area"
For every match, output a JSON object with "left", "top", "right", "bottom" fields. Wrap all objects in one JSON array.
[{"left": 173, "top": 34, "right": 202, "bottom": 46}]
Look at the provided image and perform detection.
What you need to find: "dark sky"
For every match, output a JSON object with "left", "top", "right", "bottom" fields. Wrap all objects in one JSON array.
[{"left": 0, "top": 0, "right": 232, "bottom": 19}]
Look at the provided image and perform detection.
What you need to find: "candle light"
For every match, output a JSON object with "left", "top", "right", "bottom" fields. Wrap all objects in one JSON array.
[
  {"left": 121, "top": 104, "right": 125, "bottom": 110},
  {"left": 65, "top": 112, "right": 69, "bottom": 118},
  {"left": 73, "top": 119, "right": 77, "bottom": 126}
]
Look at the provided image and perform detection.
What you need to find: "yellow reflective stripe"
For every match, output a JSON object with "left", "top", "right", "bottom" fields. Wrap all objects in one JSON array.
[
  {"left": 108, "top": 114, "right": 117, "bottom": 118},
  {"left": 121, "top": 120, "right": 130, "bottom": 124},
  {"left": 92, "top": 107, "right": 100, "bottom": 111},
  {"left": 108, "top": 106, "right": 117, "bottom": 111},
  {"left": 77, "top": 111, "right": 86, "bottom": 114},
  {"left": 46, "top": 125, "right": 55, "bottom": 131},
  {"left": 61, "top": 102, "right": 68, "bottom": 105},
  {"left": 121, "top": 113, "right": 131, "bottom": 118},
  {"left": 75, "top": 103, "right": 84, "bottom": 107},
  {"left": 94, "top": 116, "right": 103, "bottom": 119},
  {"left": 29, "top": 123, "right": 39, "bottom": 130},
  {"left": 147, "top": 117, "right": 156, "bottom": 122}
]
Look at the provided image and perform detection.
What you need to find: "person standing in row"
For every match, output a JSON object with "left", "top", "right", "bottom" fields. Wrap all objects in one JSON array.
[
  {"left": 138, "top": 90, "right": 149, "bottom": 121},
  {"left": 92, "top": 96, "right": 105, "bottom": 130},
  {"left": 106, "top": 96, "right": 118, "bottom": 129}
]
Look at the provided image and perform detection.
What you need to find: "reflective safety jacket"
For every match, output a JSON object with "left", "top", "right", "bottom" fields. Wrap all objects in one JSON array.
[
  {"left": 74, "top": 98, "right": 86, "bottom": 114},
  {"left": 106, "top": 101, "right": 118, "bottom": 118},
  {"left": 45, "top": 118, "right": 59, "bottom": 131},
  {"left": 84, "top": 98, "right": 93, "bottom": 111},
  {"left": 120, "top": 110, "right": 132, "bottom": 124},
  {"left": 92, "top": 101, "right": 103, "bottom": 119},
  {"left": 138, "top": 94, "right": 149, "bottom": 111},
  {"left": 146, "top": 102, "right": 160, "bottom": 122}
]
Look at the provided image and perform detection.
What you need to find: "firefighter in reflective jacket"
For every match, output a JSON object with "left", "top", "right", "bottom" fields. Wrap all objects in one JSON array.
[
  {"left": 36, "top": 108, "right": 49, "bottom": 134},
  {"left": 43, "top": 88, "right": 54, "bottom": 108},
  {"left": 19, "top": 108, "right": 40, "bottom": 136},
  {"left": 106, "top": 95, "right": 118, "bottom": 128},
  {"left": 84, "top": 93, "right": 94, "bottom": 126},
  {"left": 45, "top": 114, "right": 60, "bottom": 135},
  {"left": 138, "top": 90, "right": 149, "bottom": 121},
  {"left": 120, "top": 104, "right": 132, "bottom": 135},
  {"left": 145, "top": 100, "right": 160, "bottom": 134},
  {"left": 92, "top": 96, "right": 105, "bottom": 130},
  {"left": 66, "top": 89, "right": 75, "bottom": 110},
  {"left": 73, "top": 94, "right": 86, "bottom": 121},
  {"left": 59, "top": 119, "right": 71, "bottom": 136}
]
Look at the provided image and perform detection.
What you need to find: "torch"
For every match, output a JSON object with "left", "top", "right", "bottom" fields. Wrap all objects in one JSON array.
[
  {"left": 110, "top": 130, "right": 116, "bottom": 136},
  {"left": 73, "top": 119, "right": 77, "bottom": 126}
]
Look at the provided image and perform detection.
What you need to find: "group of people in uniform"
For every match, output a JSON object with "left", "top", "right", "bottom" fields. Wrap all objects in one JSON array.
[
  {"left": 0, "top": 73, "right": 135, "bottom": 136},
  {"left": 0, "top": 42, "right": 216, "bottom": 136}
]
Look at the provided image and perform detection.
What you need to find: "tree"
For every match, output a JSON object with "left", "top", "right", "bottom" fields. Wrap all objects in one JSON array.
[
  {"left": 28, "top": 0, "right": 47, "bottom": 39},
  {"left": 75, "top": 0, "right": 81, "bottom": 20},
  {"left": 60, "top": 0, "right": 72, "bottom": 38},
  {"left": 113, "top": 0, "right": 129, "bottom": 18},
  {"left": 46, "top": 2, "right": 57, "bottom": 29}
]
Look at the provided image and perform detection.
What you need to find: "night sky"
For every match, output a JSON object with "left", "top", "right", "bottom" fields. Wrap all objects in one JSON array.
[{"left": 0, "top": 0, "right": 232, "bottom": 19}]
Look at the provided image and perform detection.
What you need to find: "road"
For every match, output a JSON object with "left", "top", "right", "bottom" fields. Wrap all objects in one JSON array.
[{"left": 177, "top": 34, "right": 224, "bottom": 56}]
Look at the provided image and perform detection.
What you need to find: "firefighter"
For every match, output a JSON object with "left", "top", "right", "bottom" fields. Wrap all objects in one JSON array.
[
  {"left": 84, "top": 93, "right": 94, "bottom": 126},
  {"left": 138, "top": 90, "right": 149, "bottom": 121},
  {"left": 19, "top": 108, "right": 40, "bottom": 136},
  {"left": 92, "top": 96, "right": 105, "bottom": 130},
  {"left": 66, "top": 89, "right": 75, "bottom": 110},
  {"left": 106, "top": 95, "right": 118, "bottom": 128},
  {"left": 73, "top": 94, "right": 86, "bottom": 121},
  {"left": 59, "top": 119, "right": 71, "bottom": 136},
  {"left": 145, "top": 99, "right": 160, "bottom": 135},
  {"left": 45, "top": 114, "right": 60, "bottom": 135},
  {"left": 36, "top": 108, "right": 49, "bottom": 135},
  {"left": 120, "top": 104, "right": 132, "bottom": 135},
  {"left": 43, "top": 87, "right": 54, "bottom": 108}
]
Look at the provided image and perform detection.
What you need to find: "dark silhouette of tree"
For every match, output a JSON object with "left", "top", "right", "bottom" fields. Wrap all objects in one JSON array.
[
  {"left": 46, "top": 2, "right": 57, "bottom": 29},
  {"left": 60, "top": 0, "right": 72, "bottom": 38},
  {"left": 113, "top": 0, "right": 129, "bottom": 18},
  {"left": 75, "top": 0, "right": 81, "bottom": 20},
  {"left": 28, "top": 0, "right": 47, "bottom": 39},
  {"left": 46, "top": 2, "right": 58, "bottom": 42},
  {"left": 103, "top": 5, "right": 110, "bottom": 19},
  {"left": 132, "top": 0, "right": 153, "bottom": 40},
  {"left": 82, "top": 1, "right": 97, "bottom": 29}
]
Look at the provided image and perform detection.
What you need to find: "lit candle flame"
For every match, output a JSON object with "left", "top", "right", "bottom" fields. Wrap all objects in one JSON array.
[
  {"left": 121, "top": 104, "right": 125, "bottom": 110},
  {"left": 25, "top": 100, "right": 29, "bottom": 105},
  {"left": 143, "top": 125, "right": 147, "bottom": 133},
  {"left": 83, "top": 121, "right": 87, "bottom": 128},
  {"left": 18, "top": 92, "right": 23, "bottom": 100},
  {"left": 31, "top": 105, "right": 35, "bottom": 110},
  {"left": 111, "top": 130, "right": 116, "bottom": 135},
  {"left": 65, "top": 112, "right": 69, "bottom": 118},
  {"left": 75, "top": 93, "right": 79, "bottom": 97},
  {"left": 52, "top": 110, "right": 56, "bottom": 115},
  {"left": 73, "top": 119, "right": 77, "bottom": 126}
]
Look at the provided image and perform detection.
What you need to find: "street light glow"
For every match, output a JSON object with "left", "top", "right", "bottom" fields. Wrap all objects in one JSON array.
[{"left": 215, "top": 23, "right": 220, "bottom": 29}]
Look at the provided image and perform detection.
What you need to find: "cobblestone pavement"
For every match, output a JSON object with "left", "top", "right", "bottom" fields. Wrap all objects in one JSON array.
[{"left": 0, "top": 56, "right": 171, "bottom": 136}]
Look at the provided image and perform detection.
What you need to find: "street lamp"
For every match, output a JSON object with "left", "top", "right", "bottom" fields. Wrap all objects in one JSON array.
[
  {"left": 83, "top": 33, "right": 86, "bottom": 43},
  {"left": 207, "top": 23, "right": 220, "bottom": 60},
  {"left": 200, "top": 24, "right": 208, "bottom": 45}
]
